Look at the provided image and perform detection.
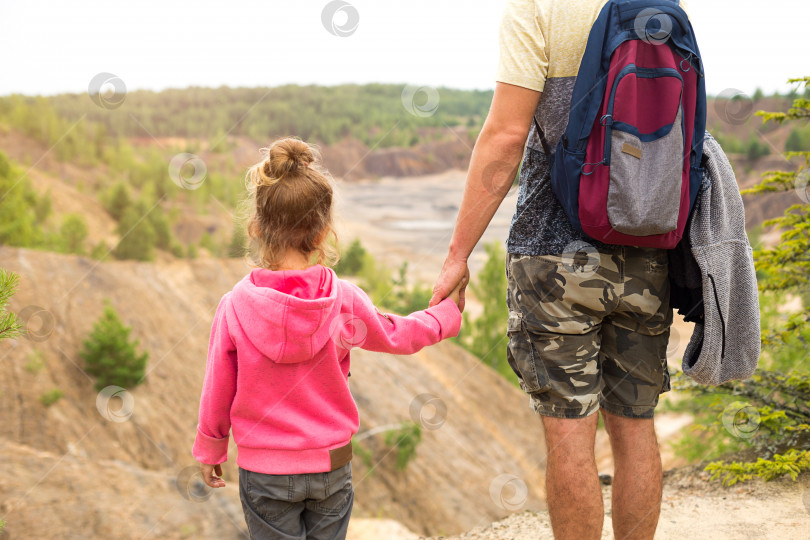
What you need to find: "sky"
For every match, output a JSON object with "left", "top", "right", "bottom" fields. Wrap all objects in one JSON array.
[{"left": 0, "top": 0, "right": 807, "bottom": 98}]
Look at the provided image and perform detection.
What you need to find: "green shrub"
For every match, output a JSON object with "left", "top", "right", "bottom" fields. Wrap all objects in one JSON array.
[
  {"left": 745, "top": 135, "right": 771, "bottom": 161},
  {"left": 785, "top": 124, "right": 810, "bottom": 152},
  {"left": 104, "top": 182, "right": 132, "bottom": 221},
  {"left": 0, "top": 151, "right": 43, "bottom": 248},
  {"left": 148, "top": 207, "right": 173, "bottom": 251},
  {"left": 25, "top": 350, "right": 45, "bottom": 374},
  {"left": 59, "top": 213, "right": 88, "bottom": 254},
  {"left": 199, "top": 232, "right": 219, "bottom": 256},
  {"left": 456, "top": 241, "right": 517, "bottom": 385},
  {"left": 90, "top": 241, "right": 110, "bottom": 261},
  {"left": 39, "top": 388, "right": 64, "bottom": 407},
  {"left": 387, "top": 262, "right": 433, "bottom": 315},
  {"left": 113, "top": 205, "right": 156, "bottom": 261},
  {"left": 34, "top": 190, "right": 52, "bottom": 223},
  {"left": 80, "top": 303, "right": 148, "bottom": 391},
  {"left": 333, "top": 239, "right": 367, "bottom": 276},
  {"left": 227, "top": 225, "right": 247, "bottom": 258},
  {"left": 356, "top": 257, "right": 432, "bottom": 316},
  {"left": 672, "top": 77, "right": 810, "bottom": 484},
  {"left": 0, "top": 268, "right": 22, "bottom": 341},
  {"left": 383, "top": 422, "right": 422, "bottom": 471},
  {"left": 169, "top": 242, "right": 185, "bottom": 258}
]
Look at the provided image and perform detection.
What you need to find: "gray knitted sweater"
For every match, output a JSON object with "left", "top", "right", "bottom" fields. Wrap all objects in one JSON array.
[{"left": 681, "top": 133, "right": 760, "bottom": 384}]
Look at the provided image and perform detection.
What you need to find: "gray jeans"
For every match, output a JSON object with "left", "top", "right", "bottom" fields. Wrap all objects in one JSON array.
[{"left": 238, "top": 463, "right": 354, "bottom": 540}]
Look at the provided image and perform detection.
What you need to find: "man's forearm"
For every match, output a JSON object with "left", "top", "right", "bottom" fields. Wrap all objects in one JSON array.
[{"left": 448, "top": 127, "right": 527, "bottom": 261}]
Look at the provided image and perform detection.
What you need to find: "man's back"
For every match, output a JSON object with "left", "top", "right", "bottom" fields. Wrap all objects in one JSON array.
[{"left": 497, "top": 0, "right": 610, "bottom": 256}]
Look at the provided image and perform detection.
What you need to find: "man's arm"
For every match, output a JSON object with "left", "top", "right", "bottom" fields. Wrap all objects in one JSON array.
[{"left": 430, "top": 82, "right": 541, "bottom": 309}]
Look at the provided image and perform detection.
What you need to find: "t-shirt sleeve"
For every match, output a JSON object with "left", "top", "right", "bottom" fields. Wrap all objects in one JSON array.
[{"left": 495, "top": 0, "right": 548, "bottom": 92}]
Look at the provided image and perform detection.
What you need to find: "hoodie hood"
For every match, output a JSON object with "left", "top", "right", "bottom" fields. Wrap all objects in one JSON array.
[{"left": 230, "top": 265, "right": 341, "bottom": 363}]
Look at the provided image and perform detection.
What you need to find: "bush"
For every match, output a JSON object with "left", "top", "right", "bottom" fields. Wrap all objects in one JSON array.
[
  {"left": 384, "top": 422, "right": 423, "bottom": 471},
  {"left": 0, "top": 151, "right": 43, "bottom": 248},
  {"left": 785, "top": 125, "right": 810, "bottom": 152},
  {"left": 356, "top": 256, "right": 432, "bottom": 316},
  {"left": 39, "top": 388, "right": 64, "bottom": 407},
  {"left": 745, "top": 135, "right": 771, "bottom": 161},
  {"left": 148, "top": 207, "right": 173, "bottom": 251},
  {"left": 104, "top": 182, "right": 132, "bottom": 221},
  {"left": 0, "top": 268, "right": 22, "bottom": 341},
  {"left": 671, "top": 76, "right": 810, "bottom": 484},
  {"left": 59, "top": 213, "right": 88, "bottom": 254},
  {"left": 333, "top": 239, "right": 367, "bottom": 276},
  {"left": 113, "top": 205, "right": 156, "bottom": 261},
  {"left": 90, "top": 241, "right": 110, "bottom": 261},
  {"left": 34, "top": 189, "right": 52, "bottom": 223},
  {"left": 25, "top": 350, "right": 45, "bottom": 374},
  {"left": 199, "top": 232, "right": 219, "bottom": 256},
  {"left": 227, "top": 225, "right": 247, "bottom": 258},
  {"left": 80, "top": 303, "right": 148, "bottom": 391},
  {"left": 456, "top": 241, "right": 517, "bottom": 385}
]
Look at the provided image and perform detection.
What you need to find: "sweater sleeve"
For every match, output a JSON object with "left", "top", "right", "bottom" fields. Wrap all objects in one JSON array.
[
  {"left": 192, "top": 294, "right": 237, "bottom": 465},
  {"left": 341, "top": 281, "right": 462, "bottom": 355}
]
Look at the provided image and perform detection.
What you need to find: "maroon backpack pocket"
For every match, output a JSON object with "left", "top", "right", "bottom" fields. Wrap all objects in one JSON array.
[{"left": 604, "top": 66, "right": 685, "bottom": 236}]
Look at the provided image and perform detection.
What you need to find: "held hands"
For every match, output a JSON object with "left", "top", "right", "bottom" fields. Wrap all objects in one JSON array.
[
  {"left": 200, "top": 462, "right": 226, "bottom": 489},
  {"left": 430, "top": 257, "right": 470, "bottom": 312}
]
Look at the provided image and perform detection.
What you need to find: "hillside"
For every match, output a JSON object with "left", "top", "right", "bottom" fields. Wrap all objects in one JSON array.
[
  {"left": 1, "top": 84, "right": 808, "bottom": 538},
  {"left": 0, "top": 247, "right": 550, "bottom": 538},
  {"left": 1, "top": 87, "right": 806, "bottom": 268}
]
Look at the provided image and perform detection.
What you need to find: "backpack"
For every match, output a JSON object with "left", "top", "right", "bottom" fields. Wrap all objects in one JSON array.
[{"left": 550, "top": 0, "right": 706, "bottom": 249}]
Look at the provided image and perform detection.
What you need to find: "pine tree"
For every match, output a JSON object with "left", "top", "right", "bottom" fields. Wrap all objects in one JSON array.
[
  {"left": 227, "top": 225, "right": 247, "bottom": 258},
  {"left": 59, "top": 213, "right": 89, "bottom": 254},
  {"left": 674, "top": 76, "right": 810, "bottom": 484},
  {"left": 0, "top": 268, "right": 22, "bottom": 341},
  {"left": 105, "top": 182, "right": 132, "bottom": 221},
  {"left": 0, "top": 151, "right": 43, "bottom": 247},
  {"left": 113, "top": 205, "right": 156, "bottom": 261},
  {"left": 458, "top": 241, "right": 516, "bottom": 384},
  {"left": 80, "top": 303, "right": 148, "bottom": 391}
]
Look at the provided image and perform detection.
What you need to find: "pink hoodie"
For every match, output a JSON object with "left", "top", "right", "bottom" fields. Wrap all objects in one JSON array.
[{"left": 192, "top": 264, "right": 461, "bottom": 474}]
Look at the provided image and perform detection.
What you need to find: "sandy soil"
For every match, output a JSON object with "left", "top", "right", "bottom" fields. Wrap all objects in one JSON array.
[{"left": 346, "top": 471, "right": 810, "bottom": 540}]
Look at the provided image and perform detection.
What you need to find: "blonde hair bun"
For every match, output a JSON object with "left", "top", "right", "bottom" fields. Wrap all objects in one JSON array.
[{"left": 262, "top": 138, "right": 315, "bottom": 180}]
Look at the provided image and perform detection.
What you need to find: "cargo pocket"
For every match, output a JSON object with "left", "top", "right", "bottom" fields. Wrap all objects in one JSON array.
[{"left": 506, "top": 311, "right": 550, "bottom": 395}]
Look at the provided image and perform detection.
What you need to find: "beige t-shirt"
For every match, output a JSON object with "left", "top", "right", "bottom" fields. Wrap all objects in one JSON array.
[{"left": 494, "top": 0, "right": 692, "bottom": 256}]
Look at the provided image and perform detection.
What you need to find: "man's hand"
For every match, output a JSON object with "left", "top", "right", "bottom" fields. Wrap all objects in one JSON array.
[
  {"left": 430, "top": 257, "right": 470, "bottom": 312},
  {"left": 431, "top": 83, "right": 540, "bottom": 313},
  {"left": 200, "top": 462, "right": 226, "bottom": 488}
]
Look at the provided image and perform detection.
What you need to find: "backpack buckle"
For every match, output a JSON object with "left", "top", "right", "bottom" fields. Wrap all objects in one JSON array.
[{"left": 600, "top": 114, "right": 613, "bottom": 126}]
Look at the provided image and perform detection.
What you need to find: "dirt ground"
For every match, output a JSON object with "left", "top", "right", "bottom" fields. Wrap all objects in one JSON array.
[{"left": 346, "top": 470, "right": 810, "bottom": 540}]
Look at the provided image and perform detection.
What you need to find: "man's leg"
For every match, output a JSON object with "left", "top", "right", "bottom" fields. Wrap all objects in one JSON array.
[
  {"left": 541, "top": 413, "right": 603, "bottom": 540},
  {"left": 602, "top": 410, "right": 662, "bottom": 540}
]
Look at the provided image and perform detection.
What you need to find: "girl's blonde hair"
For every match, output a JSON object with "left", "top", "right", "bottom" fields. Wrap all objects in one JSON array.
[{"left": 243, "top": 138, "right": 338, "bottom": 270}]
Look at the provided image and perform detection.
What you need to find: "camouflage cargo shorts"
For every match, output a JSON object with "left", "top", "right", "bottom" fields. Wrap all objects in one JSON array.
[{"left": 505, "top": 245, "right": 673, "bottom": 419}]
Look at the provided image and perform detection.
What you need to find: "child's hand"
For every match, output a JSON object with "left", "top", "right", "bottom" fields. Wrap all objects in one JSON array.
[
  {"left": 200, "top": 462, "right": 226, "bottom": 488},
  {"left": 448, "top": 277, "right": 466, "bottom": 311}
]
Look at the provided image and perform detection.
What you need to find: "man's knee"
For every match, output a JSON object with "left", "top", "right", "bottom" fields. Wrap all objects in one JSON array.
[
  {"left": 541, "top": 413, "right": 599, "bottom": 457},
  {"left": 601, "top": 409, "right": 658, "bottom": 449}
]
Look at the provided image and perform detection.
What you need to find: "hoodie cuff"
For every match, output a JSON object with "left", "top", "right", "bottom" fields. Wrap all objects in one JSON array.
[
  {"left": 192, "top": 425, "right": 229, "bottom": 465},
  {"left": 427, "top": 298, "right": 462, "bottom": 339}
]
